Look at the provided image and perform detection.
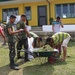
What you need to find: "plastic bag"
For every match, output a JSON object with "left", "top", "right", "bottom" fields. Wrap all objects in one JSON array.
[{"left": 28, "top": 37, "right": 34, "bottom": 60}]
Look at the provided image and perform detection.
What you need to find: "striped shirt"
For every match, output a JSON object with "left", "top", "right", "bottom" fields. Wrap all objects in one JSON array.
[{"left": 52, "top": 32, "right": 70, "bottom": 45}]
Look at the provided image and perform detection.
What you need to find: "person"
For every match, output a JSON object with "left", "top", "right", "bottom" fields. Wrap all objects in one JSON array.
[
  {"left": 52, "top": 16, "right": 64, "bottom": 33},
  {"left": 27, "top": 32, "right": 43, "bottom": 60},
  {"left": 0, "top": 25, "right": 6, "bottom": 45},
  {"left": 16, "top": 14, "right": 31, "bottom": 61},
  {"left": 29, "top": 32, "right": 43, "bottom": 48},
  {"left": 6, "top": 15, "right": 24, "bottom": 70},
  {"left": 45, "top": 32, "right": 71, "bottom": 61}
]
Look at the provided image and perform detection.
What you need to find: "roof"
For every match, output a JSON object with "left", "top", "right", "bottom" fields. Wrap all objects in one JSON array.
[{"left": 0, "top": 0, "right": 46, "bottom": 6}]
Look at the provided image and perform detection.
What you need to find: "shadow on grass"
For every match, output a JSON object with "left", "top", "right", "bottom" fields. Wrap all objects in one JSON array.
[
  {"left": 53, "top": 60, "right": 67, "bottom": 66},
  {"left": 0, "top": 64, "right": 12, "bottom": 75},
  {"left": 23, "top": 60, "right": 67, "bottom": 75},
  {"left": 23, "top": 62, "right": 54, "bottom": 75},
  {"left": 14, "top": 57, "right": 26, "bottom": 66}
]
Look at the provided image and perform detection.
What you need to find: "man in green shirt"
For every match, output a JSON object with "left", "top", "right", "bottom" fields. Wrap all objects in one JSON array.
[
  {"left": 45, "top": 32, "right": 71, "bottom": 60},
  {"left": 16, "top": 14, "right": 31, "bottom": 61},
  {"left": 6, "top": 15, "right": 23, "bottom": 70}
]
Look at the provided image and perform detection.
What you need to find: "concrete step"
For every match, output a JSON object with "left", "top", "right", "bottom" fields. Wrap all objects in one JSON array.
[{"left": 31, "top": 27, "right": 42, "bottom": 31}]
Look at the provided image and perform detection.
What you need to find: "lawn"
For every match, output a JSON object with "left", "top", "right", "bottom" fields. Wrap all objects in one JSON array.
[{"left": 0, "top": 41, "right": 75, "bottom": 75}]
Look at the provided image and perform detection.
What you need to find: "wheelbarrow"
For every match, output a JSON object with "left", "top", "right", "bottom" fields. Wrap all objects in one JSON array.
[
  {"left": 33, "top": 50, "right": 59, "bottom": 64},
  {"left": 18, "top": 48, "right": 59, "bottom": 64}
]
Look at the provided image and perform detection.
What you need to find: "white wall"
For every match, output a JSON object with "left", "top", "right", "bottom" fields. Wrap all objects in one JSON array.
[{"left": 42, "top": 25, "right": 75, "bottom": 32}]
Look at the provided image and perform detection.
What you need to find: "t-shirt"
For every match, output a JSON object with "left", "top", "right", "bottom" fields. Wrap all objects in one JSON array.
[
  {"left": 17, "top": 20, "right": 27, "bottom": 38},
  {"left": 6, "top": 22, "right": 15, "bottom": 42},
  {"left": 52, "top": 21, "right": 61, "bottom": 33},
  {"left": 52, "top": 32, "right": 70, "bottom": 45}
]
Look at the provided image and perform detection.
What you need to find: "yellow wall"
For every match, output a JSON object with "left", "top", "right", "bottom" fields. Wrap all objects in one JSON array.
[
  {"left": 1, "top": 0, "right": 75, "bottom": 26},
  {"left": 0, "top": 4, "right": 22, "bottom": 21},
  {"left": 50, "top": 0, "right": 75, "bottom": 24},
  {"left": 0, "top": 7, "right": 2, "bottom": 21},
  {"left": 24, "top": 2, "right": 49, "bottom": 26},
  {"left": 0, "top": 1, "right": 50, "bottom": 26}
]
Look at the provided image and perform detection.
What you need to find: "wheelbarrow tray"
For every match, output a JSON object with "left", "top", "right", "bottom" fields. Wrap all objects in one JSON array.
[{"left": 33, "top": 51, "right": 57, "bottom": 57}]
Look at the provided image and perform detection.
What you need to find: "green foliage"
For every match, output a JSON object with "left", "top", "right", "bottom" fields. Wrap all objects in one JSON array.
[{"left": 49, "top": 17, "right": 53, "bottom": 25}]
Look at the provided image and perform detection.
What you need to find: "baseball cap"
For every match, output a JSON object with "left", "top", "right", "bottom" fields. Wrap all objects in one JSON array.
[{"left": 10, "top": 15, "right": 16, "bottom": 18}]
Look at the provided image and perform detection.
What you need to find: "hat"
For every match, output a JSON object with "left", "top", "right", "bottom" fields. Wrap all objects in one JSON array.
[
  {"left": 10, "top": 15, "right": 16, "bottom": 18},
  {"left": 21, "top": 14, "right": 26, "bottom": 17}
]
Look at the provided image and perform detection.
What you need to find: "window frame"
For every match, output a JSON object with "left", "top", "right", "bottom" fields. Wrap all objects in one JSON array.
[
  {"left": 55, "top": 3, "right": 75, "bottom": 19},
  {"left": 2, "top": 8, "right": 19, "bottom": 22},
  {"left": 25, "top": 6, "right": 32, "bottom": 21}
]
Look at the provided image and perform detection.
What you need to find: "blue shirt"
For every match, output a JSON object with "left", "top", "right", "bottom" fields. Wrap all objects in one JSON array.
[{"left": 52, "top": 21, "right": 61, "bottom": 25}]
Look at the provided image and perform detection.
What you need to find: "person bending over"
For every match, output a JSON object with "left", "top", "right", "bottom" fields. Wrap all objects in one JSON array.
[{"left": 45, "top": 32, "right": 71, "bottom": 60}]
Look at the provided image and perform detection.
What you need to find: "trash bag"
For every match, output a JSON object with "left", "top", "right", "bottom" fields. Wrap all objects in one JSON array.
[{"left": 28, "top": 37, "right": 34, "bottom": 60}]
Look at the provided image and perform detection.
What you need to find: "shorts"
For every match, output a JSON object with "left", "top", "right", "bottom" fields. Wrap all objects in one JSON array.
[{"left": 61, "top": 36, "right": 71, "bottom": 48}]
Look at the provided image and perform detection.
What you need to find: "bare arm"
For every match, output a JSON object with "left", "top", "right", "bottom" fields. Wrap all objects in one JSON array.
[
  {"left": 8, "top": 28, "right": 23, "bottom": 35},
  {"left": 24, "top": 27, "right": 31, "bottom": 38},
  {"left": 60, "top": 23, "right": 64, "bottom": 28},
  {"left": 60, "top": 20, "right": 64, "bottom": 28}
]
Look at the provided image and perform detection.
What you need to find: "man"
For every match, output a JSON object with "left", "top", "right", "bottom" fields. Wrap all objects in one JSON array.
[
  {"left": 27, "top": 31, "right": 43, "bottom": 48},
  {"left": 16, "top": 14, "right": 31, "bottom": 61},
  {"left": 45, "top": 32, "right": 71, "bottom": 60},
  {"left": 29, "top": 32, "right": 42, "bottom": 48},
  {"left": 6, "top": 15, "right": 23, "bottom": 70},
  {"left": 52, "top": 16, "right": 64, "bottom": 33}
]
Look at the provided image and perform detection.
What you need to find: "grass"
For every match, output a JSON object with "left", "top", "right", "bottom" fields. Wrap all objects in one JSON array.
[{"left": 0, "top": 41, "right": 75, "bottom": 75}]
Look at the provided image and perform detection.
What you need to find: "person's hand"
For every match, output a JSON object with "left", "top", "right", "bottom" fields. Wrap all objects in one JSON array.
[
  {"left": 28, "top": 35, "right": 31, "bottom": 38},
  {"left": 60, "top": 19, "right": 62, "bottom": 22},
  {"left": 60, "top": 19, "right": 64, "bottom": 28},
  {"left": 62, "top": 25, "right": 64, "bottom": 28},
  {"left": 18, "top": 29, "right": 24, "bottom": 32}
]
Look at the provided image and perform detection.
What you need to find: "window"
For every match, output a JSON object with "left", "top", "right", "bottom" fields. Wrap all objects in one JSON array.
[
  {"left": 55, "top": 3, "right": 75, "bottom": 18},
  {"left": 62, "top": 4, "right": 68, "bottom": 18},
  {"left": 3, "top": 9, "right": 8, "bottom": 22},
  {"left": 2, "top": 8, "right": 18, "bottom": 21},
  {"left": 56, "top": 5, "right": 61, "bottom": 17},
  {"left": 25, "top": 7, "right": 31, "bottom": 20},
  {"left": 70, "top": 4, "right": 75, "bottom": 17}
]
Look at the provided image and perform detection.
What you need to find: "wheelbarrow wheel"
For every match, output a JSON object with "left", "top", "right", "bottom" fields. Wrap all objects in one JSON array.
[{"left": 48, "top": 56, "right": 56, "bottom": 64}]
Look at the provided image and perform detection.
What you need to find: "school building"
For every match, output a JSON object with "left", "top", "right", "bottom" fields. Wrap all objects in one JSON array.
[{"left": 0, "top": 0, "right": 75, "bottom": 26}]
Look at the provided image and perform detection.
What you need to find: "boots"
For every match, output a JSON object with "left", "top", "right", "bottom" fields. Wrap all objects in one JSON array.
[
  {"left": 24, "top": 52, "right": 29, "bottom": 62},
  {"left": 10, "top": 60, "right": 19, "bottom": 70},
  {"left": 17, "top": 52, "right": 22, "bottom": 59}
]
